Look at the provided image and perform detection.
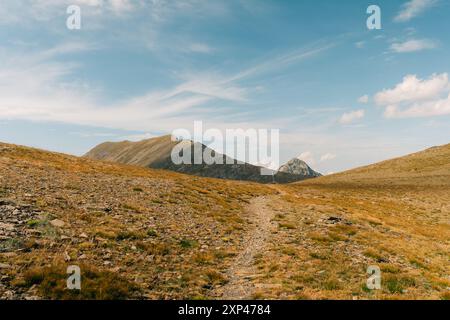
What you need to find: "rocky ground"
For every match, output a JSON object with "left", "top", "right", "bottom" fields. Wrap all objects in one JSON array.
[
  {"left": 0, "top": 143, "right": 272, "bottom": 299},
  {"left": 0, "top": 142, "right": 449, "bottom": 300}
]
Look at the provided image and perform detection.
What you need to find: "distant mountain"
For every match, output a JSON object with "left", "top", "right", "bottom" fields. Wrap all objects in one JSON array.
[
  {"left": 278, "top": 158, "right": 322, "bottom": 177},
  {"left": 84, "top": 135, "right": 321, "bottom": 183}
]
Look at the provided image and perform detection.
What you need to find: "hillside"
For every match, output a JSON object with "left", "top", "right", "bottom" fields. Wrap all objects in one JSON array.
[
  {"left": 303, "top": 144, "right": 450, "bottom": 187},
  {"left": 84, "top": 135, "right": 179, "bottom": 168},
  {"left": 0, "top": 142, "right": 449, "bottom": 300},
  {"left": 254, "top": 144, "right": 450, "bottom": 299},
  {"left": 0, "top": 142, "right": 274, "bottom": 299},
  {"left": 84, "top": 135, "right": 319, "bottom": 183}
]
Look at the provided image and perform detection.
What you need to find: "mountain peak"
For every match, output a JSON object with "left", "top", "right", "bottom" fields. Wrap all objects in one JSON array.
[{"left": 278, "top": 158, "right": 322, "bottom": 177}]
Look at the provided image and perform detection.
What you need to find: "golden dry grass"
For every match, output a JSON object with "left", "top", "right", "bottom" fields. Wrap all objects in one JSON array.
[{"left": 1, "top": 142, "right": 449, "bottom": 300}]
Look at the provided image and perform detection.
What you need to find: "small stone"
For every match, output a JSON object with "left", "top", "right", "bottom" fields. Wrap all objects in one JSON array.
[
  {"left": 50, "top": 219, "right": 65, "bottom": 228},
  {"left": 2, "top": 252, "right": 17, "bottom": 258},
  {"left": 63, "top": 251, "right": 71, "bottom": 262},
  {"left": 0, "top": 223, "right": 15, "bottom": 231},
  {"left": 103, "top": 261, "right": 111, "bottom": 266}
]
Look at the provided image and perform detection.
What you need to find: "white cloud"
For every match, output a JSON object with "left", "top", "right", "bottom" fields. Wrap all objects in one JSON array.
[
  {"left": 108, "top": 0, "right": 135, "bottom": 13},
  {"left": 339, "top": 110, "right": 365, "bottom": 124},
  {"left": 374, "top": 73, "right": 450, "bottom": 106},
  {"left": 297, "top": 151, "right": 315, "bottom": 165},
  {"left": 320, "top": 153, "right": 336, "bottom": 162},
  {"left": 390, "top": 39, "right": 437, "bottom": 53},
  {"left": 358, "top": 95, "right": 369, "bottom": 104},
  {"left": 394, "top": 0, "right": 437, "bottom": 22},
  {"left": 0, "top": 0, "right": 139, "bottom": 26},
  {"left": 187, "top": 43, "right": 214, "bottom": 54},
  {"left": 355, "top": 41, "right": 365, "bottom": 49},
  {"left": 383, "top": 95, "right": 450, "bottom": 118},
  {"left": 375, "top": 73, "right": 450, "bottom": 118}
]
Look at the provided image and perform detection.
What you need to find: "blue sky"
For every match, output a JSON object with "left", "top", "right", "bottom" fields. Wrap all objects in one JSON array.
[{"left": 0, "top": 0, "right": 449, "bottom": 174}]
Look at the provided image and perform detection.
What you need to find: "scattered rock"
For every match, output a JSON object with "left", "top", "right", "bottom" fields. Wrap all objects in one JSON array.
[
  {"left": 50, "top": 219, "right": 65, "bottom": 228},
  {"left": 63, "top": 251, "right": 71, "bottom": 262},
  {"left": 326, "top": 216, "right": 342, "bottom": 224}
]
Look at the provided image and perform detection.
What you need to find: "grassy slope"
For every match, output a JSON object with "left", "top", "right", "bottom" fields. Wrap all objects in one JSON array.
[
  {"left": 0, "top": 142, "right": 273, "bottom": 299},
  {"left": 83, "top": 135, "right": 178, "bottom": 167},
  {"left": 1, "top": 142, "right": 449, "bottom": 300},
  {"left": 250, "top": 144, "right": 450, "bottom": 299}
]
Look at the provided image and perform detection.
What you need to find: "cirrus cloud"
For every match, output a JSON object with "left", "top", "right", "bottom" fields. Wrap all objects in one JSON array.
[
  {"left": 320, "top": 153, "right": 336, "bottom": 162},
  {"left": 390, "top": 39, "right": 437, "bottom": 53},
  {"left": 394, "top": 0, "right": 438, "bottom": 22}
]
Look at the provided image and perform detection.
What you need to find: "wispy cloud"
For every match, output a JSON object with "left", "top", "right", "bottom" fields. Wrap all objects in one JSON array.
[
  {"left": 394, "top": 0, "right": 438, "bottom": 22},
  {"left": 320, "top": 153, "right": 336, "bottom": 162},
  {"left": 355, "top": 41, "right": 365, "bottom": 49},
  {"left": 297, "top": 151, "right": 315, "bottom": 165},
  {"left": 0, "top": 38, "right": 334, "bottom": 133},
  {"left": 339, "top": 110, "right": 365, "bottom": 124},
  {"left": 358, "top": 95, "right": 369, "bottom": 104},
  {"left": 228, "top": 42, "right": 335, "bottom": 83},
  {"left": 187, "top": 43, "right": 214, "bottom": 54},
  {"left": 390, "top": 39, "right": 437, "bottom": 53}
]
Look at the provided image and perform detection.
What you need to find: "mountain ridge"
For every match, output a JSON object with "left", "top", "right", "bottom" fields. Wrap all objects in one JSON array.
[{"left": 84, "top": 135, "right": 321, "bottom": 184}]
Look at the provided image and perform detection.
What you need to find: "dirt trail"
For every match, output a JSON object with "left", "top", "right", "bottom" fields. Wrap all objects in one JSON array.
[{"left": 219, "top": 195, "right": 278, "bottom": 299}]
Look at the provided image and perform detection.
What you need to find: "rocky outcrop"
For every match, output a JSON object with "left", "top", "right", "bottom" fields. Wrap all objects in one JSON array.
[{"left": 278, "top": 158, "right": 322, "bottom": 178}]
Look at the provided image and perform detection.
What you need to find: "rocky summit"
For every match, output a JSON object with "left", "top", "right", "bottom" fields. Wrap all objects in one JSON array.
[{"left": 278, "top": 158, "right": 322, "bottom": 177}]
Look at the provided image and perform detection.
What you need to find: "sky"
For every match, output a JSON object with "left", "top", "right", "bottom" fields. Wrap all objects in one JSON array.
[{"left": 0, "top": 0, "right": 450, "bottom": 174}]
